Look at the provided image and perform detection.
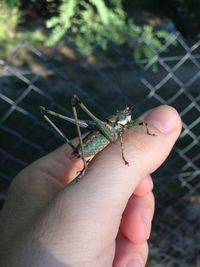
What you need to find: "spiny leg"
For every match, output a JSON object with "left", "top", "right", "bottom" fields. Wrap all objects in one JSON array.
[
  {"left": 40, "top": 106, "right": 73, "bottom": 121},
  {"left": 72, "top": 95, "right": 115, "bottom": 142},
  {"left": 40, "top": 106, "right": 90, "bottom": 128},
  {"left": 72, "top": 95, "right": 102, "bottom": 125},
  {"left": 71, "top": 98, "right": 88, "bottom": 181},
  {"left": 139, "top": 122, "right": 156, "bottom": 136},
  {"left": 40, "top": 107, "right": 76, "bottom": 152},
  {"left": 119, "top": 130, "right": 129, "bottom": 166}
]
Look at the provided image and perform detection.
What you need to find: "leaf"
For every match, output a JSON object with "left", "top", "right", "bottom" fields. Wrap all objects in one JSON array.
[
  {"left": 88, "top": 0, "right": 109, "bottom": 24},
  {"left": 143, "top": 46, "right": 156, "bottom": 61}
]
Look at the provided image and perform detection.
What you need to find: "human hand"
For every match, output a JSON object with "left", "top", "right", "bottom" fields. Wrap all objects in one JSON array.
[{"left": 0, "top": 105, "right": 182, "bottom": 267}]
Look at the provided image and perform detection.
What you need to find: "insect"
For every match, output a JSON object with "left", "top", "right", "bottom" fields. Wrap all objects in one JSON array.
[{"left": 40, "top": 95, "right": 155, "bottom": 180}]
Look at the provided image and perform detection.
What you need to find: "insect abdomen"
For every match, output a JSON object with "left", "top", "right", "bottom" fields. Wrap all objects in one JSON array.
[{"left": 75, "top": 131, "right": 110, "bottom": 157}]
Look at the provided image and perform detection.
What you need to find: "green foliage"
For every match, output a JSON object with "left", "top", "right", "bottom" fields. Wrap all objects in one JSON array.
[
  {"left": 0, "top": 0, "right": 171, "bottom": 63},
  {"left": 0, "top": 2, "right": 21, "bottom": 54},
  {"left": 5, "top": 0, "right": 20, "bottom": 7},
  {"left": 46, "top": 0, "right": 170, "bottom": 62},
  {"left": 0, "top": 1, "right": 45, "bottom": 57}
]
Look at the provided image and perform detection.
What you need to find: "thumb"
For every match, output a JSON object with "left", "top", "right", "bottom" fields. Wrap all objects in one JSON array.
[
  {"left": 39, "top": 105, "right": 182, "bottom": 264},
  {"left": 64, "top": 105, "right": 181, "bottom": 217}
]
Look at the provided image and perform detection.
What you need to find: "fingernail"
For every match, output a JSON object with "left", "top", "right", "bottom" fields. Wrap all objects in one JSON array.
[
  {"left": 127, "top": 258, "right": 142, "bottom": 267},
  {"left": 144, "top": 105, "right": 177, "bottom": 133},
  {"left": 142, "top": 209, "right": 152, "bottom": 240}
]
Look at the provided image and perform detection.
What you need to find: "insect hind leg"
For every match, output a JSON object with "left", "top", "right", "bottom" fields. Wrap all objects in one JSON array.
[
  {"left": 74, "top": 159, "right": 91, "bottom": 183},
  {"left": 40, "top": 106, "right": 77, "bottom": 152},
  {"left": 71, "top": 96, "right": 88, "bottom": 179}
]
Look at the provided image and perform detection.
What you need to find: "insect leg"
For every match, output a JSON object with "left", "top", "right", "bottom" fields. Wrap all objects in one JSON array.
[
  {"left": 40, "top": 107, "right": 76, "bottom": 151},
  {"left": 139, "top": 122, "right": 156, "bottom": 136},
  {"left": 72, "top": 95, "right": 116, "bottom": 141},
  {"left": 72, "top": 95, "right": 102, "bottom": 124},
  {"left": 119, "top": 130, "right": 129, "bottom": 166},
  {"left": 40, "top": 106, "right": 90, "bottom": 128},
  {"left": 71, "top": 98, "right": 88, "bottom": 180}
]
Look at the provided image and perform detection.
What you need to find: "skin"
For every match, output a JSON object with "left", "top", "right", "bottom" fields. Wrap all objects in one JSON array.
[{"left": 0, "top": 105, "right": 182, "bottom": 267}]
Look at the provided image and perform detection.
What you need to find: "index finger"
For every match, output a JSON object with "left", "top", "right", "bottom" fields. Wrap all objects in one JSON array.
[{"left": 37, "top": 136, "right": 93, "bottom": 185}]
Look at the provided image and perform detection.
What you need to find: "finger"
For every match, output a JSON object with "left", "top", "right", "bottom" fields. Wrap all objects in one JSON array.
[
  {"left": 34, "top": 137, "right": 86, "bottom": 185},
  {"left": 0, "top": 136, "right": 91, "bottom": 240},
  {"left": 37, "top": 105, "right": 181, "bottom": 262},
  {"left": 0, "top": 136, "right": 84, "bottom": 239},
  {"left": 113, "top": 233, "right": 148, "bottom": 267},
  {"left": 134, "top": 175, "right": 153, "bottom": 197},
  {"left": 120, "top": 191, "right": 155, "bottom": 244}
]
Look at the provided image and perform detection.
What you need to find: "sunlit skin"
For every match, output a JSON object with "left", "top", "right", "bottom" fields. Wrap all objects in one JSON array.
[{"left": 0, "top": 105, "right": 182, "bottom": 267}]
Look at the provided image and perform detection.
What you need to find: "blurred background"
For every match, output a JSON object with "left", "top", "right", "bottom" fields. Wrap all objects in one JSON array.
[{"left": 0, "top": 1, "right": 200, "bottom": 266}]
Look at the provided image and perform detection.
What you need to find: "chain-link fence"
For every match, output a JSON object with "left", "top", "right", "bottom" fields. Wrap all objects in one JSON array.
[{"left": 0, "top": 32, "right": 199, "bottom": 266}]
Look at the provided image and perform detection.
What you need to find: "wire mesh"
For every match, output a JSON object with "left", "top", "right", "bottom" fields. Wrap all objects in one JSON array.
[{"left": 0, "top": 32, "right": 199, "bottom": 266}]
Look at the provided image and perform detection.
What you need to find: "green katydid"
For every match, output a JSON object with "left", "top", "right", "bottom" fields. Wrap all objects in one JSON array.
[{"left": 40, "top": 95, "right": 155, "bottom": 180}]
